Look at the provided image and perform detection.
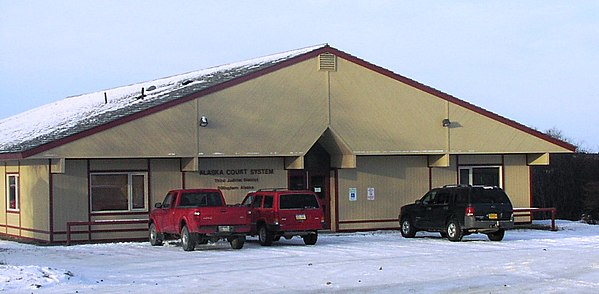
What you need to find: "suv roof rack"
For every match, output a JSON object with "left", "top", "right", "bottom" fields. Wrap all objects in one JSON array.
[
  {"left": 442, "top": 184, "right": 471, "bottom": 188},
  {"left": 256, "top": 188, "right": 289, "bottom": 192}
]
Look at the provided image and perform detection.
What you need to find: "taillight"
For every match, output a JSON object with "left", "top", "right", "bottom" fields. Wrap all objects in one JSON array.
[{"left": 465, "top": 206, "right": 475, "bottom": 217}]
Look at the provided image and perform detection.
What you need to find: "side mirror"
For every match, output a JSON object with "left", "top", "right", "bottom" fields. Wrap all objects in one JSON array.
[
  {"left": 415, "top": 200, "right": 422, "bottom": 205},
  {"left": 154, "top": 202, "right": 162, "bottom": 208}
]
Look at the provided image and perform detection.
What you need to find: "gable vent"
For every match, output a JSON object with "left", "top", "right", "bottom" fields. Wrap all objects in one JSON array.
[{"left": 318, "top": 53, "right": 337, "bottom": 71}]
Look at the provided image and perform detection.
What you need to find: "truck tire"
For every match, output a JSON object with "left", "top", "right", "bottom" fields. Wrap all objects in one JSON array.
[
  {"left": 446, "top": 218, "right": 463, "bottom": 242},
  {"left": 487, "top": 229, "right": 505, "bottom": 241},
  {"left": 149, "top": 223, "right": 163, "bottom": 246},
  {"left": 258, "top": 225, "right": 273, "bottom": 246},
  {"left": 400, "top": 217, "right": 416, "bottom": 238},
  {"left": 181, "top": 225, "right": 196, "bottom": 251},
  {"left": 230, "top": 236, "right": 246, "bottom": 249},
  {"left": 302, "top": 232, "right": 318, "bottom": 245}
]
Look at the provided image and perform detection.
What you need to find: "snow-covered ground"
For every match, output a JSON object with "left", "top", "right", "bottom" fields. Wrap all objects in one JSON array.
[{"left": 1, "top": 220, "right": 598, "bottom": 293}]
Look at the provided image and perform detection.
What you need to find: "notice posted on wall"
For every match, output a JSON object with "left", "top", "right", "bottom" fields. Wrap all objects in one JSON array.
[
  {"left": 349, "top": 188, "right": 357, "bottom": 201},
  {"left": 367, "top": 187, "right": 375, "bottom": 200}
]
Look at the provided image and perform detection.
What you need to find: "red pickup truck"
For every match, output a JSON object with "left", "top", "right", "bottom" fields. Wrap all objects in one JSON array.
[{"left": 149, "top": 189, "right": 250, "bottom": 251}]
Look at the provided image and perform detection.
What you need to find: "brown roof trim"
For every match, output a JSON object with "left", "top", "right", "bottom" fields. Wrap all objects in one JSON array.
[
  {"left": 0, "top": 152, "right": 24, "bottom": 160},
  {"left": 2, "top": 44, "right": 574, "bottom": 160},
  {"left": 321, "top": 47, "right": 577, "bottom": 152}
]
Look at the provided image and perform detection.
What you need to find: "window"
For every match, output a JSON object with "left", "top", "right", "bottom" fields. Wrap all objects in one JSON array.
[
  {"left": 263, "top": 195, "right": 274, "bottom": 209},
  {"left": 90, "top": 173, "right": 148, "bottom": 212},
  {"left": 420, "top": 190, "right": 437, "bottom": 205},
  {"left": 161, "top": 193, "right": 173, "bottom": 209},
  {"left": 252, "top": 195, "right": 263, "bottom": 208},
  {"left": 433, "top": 191, "right": 451, "bottom": 205},
  {"left": 6, "top": 174, "right": 19, "bottom": 211},
  {"left": 178, "top": 191, "right": 223, "bottom": 207},
  {"left": 279, "top": 193, "right": 320, "bottom": 209},
  {"left": 459, "top": 166, "right": 501, "bottom": 187},
  {"left": 242, "top": 194, "right": 254, "bottom": 206}
]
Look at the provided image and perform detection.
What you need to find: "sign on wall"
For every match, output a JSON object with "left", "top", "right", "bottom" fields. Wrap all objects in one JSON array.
[
  {"left": 188, "top": 158, "right": 287, "bottom": 203},
  {"left": 199, "top": 168, "right": 274, "bottom": 191},
  {"left": 349, "top": 187, "right": 357, "bottom": 201},
  {"left": 367, "top": 187, "right": 375, "bottom": 201}
]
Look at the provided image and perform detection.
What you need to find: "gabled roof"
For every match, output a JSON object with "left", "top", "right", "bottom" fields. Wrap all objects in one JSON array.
[
  {"left": 0, "top": 44, "right": 327, "bottom": 158},
  {"left": 0, "top": 44, "right": 575, "bottom": 160}
]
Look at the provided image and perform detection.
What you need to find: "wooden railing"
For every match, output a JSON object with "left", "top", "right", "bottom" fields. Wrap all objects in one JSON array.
[
  {"left": 66, "top": 219, "right": 148, "bottom": 245},
  {"left": 513, "top": 207, "right": 557, "bottom": 231}
]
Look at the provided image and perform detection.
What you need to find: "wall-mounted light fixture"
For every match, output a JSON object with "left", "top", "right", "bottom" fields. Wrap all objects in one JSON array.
[
  {"left": 442, "top": 118, "right": 451, "bottom": 127},
  {"left": 199, "top": 116, "right": 209, "bottom": 127}
]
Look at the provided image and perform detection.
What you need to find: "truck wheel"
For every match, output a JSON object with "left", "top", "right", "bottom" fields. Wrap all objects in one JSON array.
[
  {"left": 258, "top": 225, "right": 273, "bottom": 246},
  {"left": 400, "top": 217, "right": 416, "bottom": 238},
  {"left": 487, "top": 229, "right": 505, "bottom": 241},
  {"left": 149, "top": 223, "right": 163, "bottom": 246},
  {"left": 181, "top": 225, "right": 196, "bottom": 251},
  {"left": 230, "top": 236, "right": 246, "bottom": 249},
  {"left": 446, "top": 219, "right": 463, "bottom": 242},
  {"left": 302, "top": 232, "right": 318, "bottom": 245}
]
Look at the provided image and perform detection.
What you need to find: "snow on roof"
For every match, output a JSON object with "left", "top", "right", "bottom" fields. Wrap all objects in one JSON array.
[{"left": 0, "top": 44, "right": 326, "bottom": 154}]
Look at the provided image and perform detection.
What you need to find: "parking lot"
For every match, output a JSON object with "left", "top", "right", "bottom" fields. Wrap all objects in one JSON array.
[{"left": 1, "top": 220, "right": 598, "bottom": 293}]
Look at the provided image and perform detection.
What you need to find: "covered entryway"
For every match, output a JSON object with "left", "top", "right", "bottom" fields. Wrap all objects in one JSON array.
[{"left": 288, "top": 143, "right": 332, "bottom": 228}]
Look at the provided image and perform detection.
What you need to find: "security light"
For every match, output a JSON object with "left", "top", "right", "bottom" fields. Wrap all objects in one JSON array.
[
  {"left": 200, "top": 116, "right": 209, "bottom": 127},
  {"left": 442, "top": 118, "right": 451, "bottom": 127}
]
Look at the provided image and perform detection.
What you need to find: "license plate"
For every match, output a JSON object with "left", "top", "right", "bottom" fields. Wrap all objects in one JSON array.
[
  {"left": 295, "top": 214, "right": 306, "bottom": 220},
  {"left": 218, "top": 226, "right": 231, "bottom": 232},
  {"left": 488, "top": 213, "right": 498, "bottom": 220}
]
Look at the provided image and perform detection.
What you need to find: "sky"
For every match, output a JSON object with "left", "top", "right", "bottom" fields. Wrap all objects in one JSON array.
[{"left": 1, "top": 1, "right": 598, "bottom": 152}]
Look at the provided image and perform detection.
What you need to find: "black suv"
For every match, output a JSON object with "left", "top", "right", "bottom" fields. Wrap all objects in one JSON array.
[{"left": 399, "top": 185, "right": 514, "bottom": 241}]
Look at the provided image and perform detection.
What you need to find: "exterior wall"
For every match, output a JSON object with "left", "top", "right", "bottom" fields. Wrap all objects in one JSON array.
[
  {"left": 52, "top": 159, "right": 158, "bottom": 243},
  {"left": 330, "top": 58, "right": 447, "bottom": 154},
  {"left": 503, "top": 155, "right": 531, "bottom": 208},
  {"left": 0, "top": 163, "right": 6, "bottom": 235},
  {"left": 336, "top": 154, "right": 532, "bottom": 231},
  {"left": 19, "top": 160, "right": 50, "bottom": 241},
  {"left": 196, "top": 58, "right": 329, "bottom": 157},
  {"left": 430, "top": 156, "right": 458, "bottom": 188},
  {"left": 503, "top": 155, "right": 533, "bottom": 223},
  {"left": 449, "top": 103, "right": 569, "bottom": 153},
  {"left": 52, "top": 160, "right": 89, "bottom": 242},
  {"left": 185, "top": 157, "right": 287, "bottom": 204},
  {"left": 149, "top": 159, "right": 182, "bottom": 205},
  {"left": 88, "top": 159, "right": 150, "bottom": 241},
  {"left": 33, "top": 100, "right": 198, "bottom": 159},
  {"left": 0, "top": 160, "right": 51, "bottom": 242},
  {"left": 336, "top": 156, "right": 430, "bottom": 231}
]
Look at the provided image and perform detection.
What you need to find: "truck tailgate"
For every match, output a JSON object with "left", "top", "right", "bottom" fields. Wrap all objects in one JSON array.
[{"left": 196, "top": 206, "right": 250, "bottom": 226}]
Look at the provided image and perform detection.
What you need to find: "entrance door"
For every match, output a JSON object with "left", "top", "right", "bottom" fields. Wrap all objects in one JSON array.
[{"left": 310, "top": 174, "right": 330, "bottom": 229}]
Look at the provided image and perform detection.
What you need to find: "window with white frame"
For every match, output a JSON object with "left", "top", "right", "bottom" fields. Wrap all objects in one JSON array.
[
  {"left": 459, "top": 166, "right": 502, "bottom": 187},
  {"left": 6, "top": 174, "right": 19, "bottom": 211},
  {"left": 90, "top": 173, "right": 148, "bottom": 212}
]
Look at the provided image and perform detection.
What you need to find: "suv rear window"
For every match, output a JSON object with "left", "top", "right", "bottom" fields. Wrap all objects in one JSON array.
[
  {"left": 279, "top": 193, "right": 320, "bottom": 209},
  {"left": 470, "top": 187, "right": 510, "bottom": 204}
]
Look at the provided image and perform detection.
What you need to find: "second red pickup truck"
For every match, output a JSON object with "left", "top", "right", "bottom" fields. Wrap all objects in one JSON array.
[{"left": 149, "top": 189, "right": 250, "bottom": 251}]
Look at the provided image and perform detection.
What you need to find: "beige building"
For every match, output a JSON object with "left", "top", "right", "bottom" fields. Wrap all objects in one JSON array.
[{"left": 0, "top": 45, "right": 574, "bottom": 244}]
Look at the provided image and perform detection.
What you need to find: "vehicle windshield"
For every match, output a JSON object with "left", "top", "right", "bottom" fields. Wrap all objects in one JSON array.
[
  {"left": 470, "top": 188, "right": 511, "bottom": 204},
  {"left": 279, "top": 194, "right": 320, "bottom": 210},
  {"left": 179, "top": 192, "right": 223, "bottom": 207}
]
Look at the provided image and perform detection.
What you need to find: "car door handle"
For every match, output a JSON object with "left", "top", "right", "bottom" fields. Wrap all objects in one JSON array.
[{"left": 426, "top": 207, "right": 432, "bottom": 211}]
